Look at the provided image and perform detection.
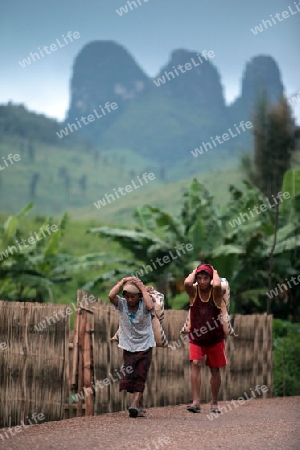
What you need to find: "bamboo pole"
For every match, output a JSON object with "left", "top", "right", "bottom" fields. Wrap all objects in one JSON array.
[
  {"left": 71, "top": 298, "right": 80, "bottom": 389},
  {"left": 63, "top": 307, "right": 70, "bottom": 420},
  {"left": 89, "top": 309, "right": 95, "bottom": 416},
  {"left": 83, "top": 322, "right": 93, "bottom": 416},
  {"left": 77, "top": 310, "right": 86, "bottom": 417}
]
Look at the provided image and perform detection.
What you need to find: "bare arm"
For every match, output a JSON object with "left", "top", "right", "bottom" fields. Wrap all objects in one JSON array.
[
  {"left": 108, "top": 277, "right": 133, "bottom": 306},
  {"left": 184, "top": 268, "right": 197, "bottom": 303},
  {"left": 212, "top": 268, "right": 223, "bottom": 307},
  {"left": 131, "top": 277, "right": 154, "bottom": 311},
  {"left": 108, "top": 281, "right": 123, "bottom": 307}
]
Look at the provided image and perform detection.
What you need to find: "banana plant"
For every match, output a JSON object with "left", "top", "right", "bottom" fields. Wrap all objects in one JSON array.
[
  {"left": 207, "top": 170, "right": 300, "bottom": 315},
  {"left": 88, "top": 179, "right": 225, "bottom": 304},
  {"left": 88, "top": 173, "right": 300, "bottom": 317},
  {"left": 0, "top": 204, "right": 115, "bottom": 302}
]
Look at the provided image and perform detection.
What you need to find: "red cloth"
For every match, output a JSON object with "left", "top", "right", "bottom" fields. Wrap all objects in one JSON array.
[
  {"left": 189, "top": 341, "right": 227, "bottom": 367},
  {"left": 195, "top": 264, "right": 213, "bottom": 278}
]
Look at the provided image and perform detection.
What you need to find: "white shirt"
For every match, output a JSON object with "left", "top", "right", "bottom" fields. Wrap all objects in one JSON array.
[{"left": 115, "top": 296, "right": 156, "bottom": 352}]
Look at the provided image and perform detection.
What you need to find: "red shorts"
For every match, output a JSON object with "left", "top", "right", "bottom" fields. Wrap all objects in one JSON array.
[{"left": 189, "top": 340, "right": 227, "bottom": 368}]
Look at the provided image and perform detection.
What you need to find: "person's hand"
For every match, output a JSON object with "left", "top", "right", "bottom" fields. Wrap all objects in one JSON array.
[
  {"left": 130, "top": 277, "right": 145, "bottom": 291},
  {"left": 119, "top": 277, "right": 132, "bottom": 285}
]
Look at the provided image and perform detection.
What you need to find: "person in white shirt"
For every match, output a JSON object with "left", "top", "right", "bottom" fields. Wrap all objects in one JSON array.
[{"left": 108, "top": 276, "right": 155, "bottom": 418}]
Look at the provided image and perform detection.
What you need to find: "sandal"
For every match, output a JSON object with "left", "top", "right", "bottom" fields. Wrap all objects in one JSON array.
[
  {"left": 210, "top": 405, "right": 221, "bottom": 413},
  {"left": 137, "top": 409, "right": 147, "bottom": 417},
  {"left": 128, "top": 406, "right": 139, "bottom": 418},
  {"left": 187, "top": 404, "right": 201, "bottom": 413}
]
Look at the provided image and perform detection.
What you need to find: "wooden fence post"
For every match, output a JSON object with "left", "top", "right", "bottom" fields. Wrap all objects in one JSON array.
[
  {"left": 84, "top": 322, "right": 94, "bottom": 416},
  {"left": 71, "top": 311, "right": 80, "bottom": 390},
  {"left": 77, "top": 310, "right": 87, "bottom": 417}
]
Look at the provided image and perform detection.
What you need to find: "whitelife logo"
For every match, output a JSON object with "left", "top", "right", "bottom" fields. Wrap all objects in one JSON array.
[
  {"left": 0, "top": 413, "right": 45, "bottom": 442},
  {"left": 206, "top": 385, "right": 269, "bottom": 421},
  {"left": 191, "top": 121, "right": 252, "bottom": 157},
  {"left": 153, "top": 50, "right": 215, "bottom": 87},
  {"left": 131, "top": 243, "right": 193, "bottom": 278},
  {"left": 18, "top": 31, "right": 81, "bottom": 68},
  {"left": 93, "top": 172, "right": 155, "bottom": 209},
  {"left": 266, "top": 274, "right": 300, "bottom": 299},
  {"left": 56, "top": 102, "right": 118, "bottom": 139},
  {"left": 0, "top": 224, "right": 58, "bottom": 261},
  {"left": 69, "top": 366, "right": 133, "bottom": 402},
  {"left": 34, "top": 294, "right": 97, "bottom": 332},
  {"left": 116, "top": 0, "right": 150, "bottom": 16},
  {"left": 228, "top": 191, "right": 291, "bottom": 228},
  {"left": 0, "top": 342, "right": 7, "bottom": 351},
  {"left": 288, "top": 89, "right": 300, "bottom": 107},
  {"left": 0, "top": 153, "right": 21, "bottom": 171},
  {"left": 250, "top": 2, "right": 300, "bottom": 35}
]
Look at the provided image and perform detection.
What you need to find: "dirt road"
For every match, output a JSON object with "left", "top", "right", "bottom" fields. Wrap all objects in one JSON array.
[{"left": 1, "top": 396, "right": 299, "bottom": 450}]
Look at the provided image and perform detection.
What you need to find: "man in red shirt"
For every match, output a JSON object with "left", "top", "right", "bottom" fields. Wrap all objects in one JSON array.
[{"left": 184, "top": 263, "right": 227, "bottom": 414}]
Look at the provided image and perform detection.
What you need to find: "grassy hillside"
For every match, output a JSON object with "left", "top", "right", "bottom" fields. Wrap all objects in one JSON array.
[
  {"left": 0, "top": 135, "right": 163, "bottom": 218},
  {"left": 100, "top": 90, "right": 234, "bottom": 163},
  {"left": 0, "top": 134, "right": 244, "bottom": 223}
]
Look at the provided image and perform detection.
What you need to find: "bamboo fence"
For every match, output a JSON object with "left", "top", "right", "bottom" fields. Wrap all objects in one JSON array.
[
  {"left": 0, "top": 301, "right": 68, "bottom": 428},
  {"left": 0, "top": 292, "right": 273, "bottom": 427}
]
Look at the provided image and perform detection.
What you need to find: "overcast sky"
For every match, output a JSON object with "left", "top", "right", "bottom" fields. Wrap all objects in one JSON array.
[{"left": 1, "top": 0, "right": 300, "bottom": 122}]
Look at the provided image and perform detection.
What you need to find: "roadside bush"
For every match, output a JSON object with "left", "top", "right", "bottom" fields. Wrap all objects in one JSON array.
[{"left": 273, "top": 319, "right": 300, "bottom": 396}]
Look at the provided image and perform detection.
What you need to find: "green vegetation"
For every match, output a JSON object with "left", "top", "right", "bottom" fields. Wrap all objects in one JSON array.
[
  {"left": 1, "top": 95, "right": 299, "bottom": 396},
  {"left": 1, "top": 167, "right": 300, "bottom": 317},
  {"left": 0, "top": 203, "right": 133, "bottom": 304},
  {"left": 244, "top": 96, "right": 297, "bottom": 197},
  {"left": 0, "top": 103, "right": 62, "bottom": 145},
  {"left": 100, "top": 89, "right": 236, "bottom": 165},
  {"left": 0, "top": 133, "right": 245, "bottom": 224},
  {"left": 88, "top": 171, "right": 300, "bottom": 321},
  {"left": 273, "top": 319, "right": 300, "bottom": 396}
]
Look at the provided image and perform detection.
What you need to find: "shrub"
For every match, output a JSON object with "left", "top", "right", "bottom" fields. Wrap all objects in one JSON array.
[{"left": 273, "top": 319, "right": 300, "bottom": 396}]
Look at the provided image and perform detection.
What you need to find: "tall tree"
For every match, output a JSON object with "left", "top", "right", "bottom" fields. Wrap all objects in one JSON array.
[
  {"left": 27, "top": 140, "right": 35, "bottom": 162},
  {"left": 251, "top": 96, "right": 296, "bottom": 197},
  {"left": 78, "top": 174, "right": 87, "bottom": 197},
  {"left": 29, "top": 172, "right": 40, "bottom": 199}
]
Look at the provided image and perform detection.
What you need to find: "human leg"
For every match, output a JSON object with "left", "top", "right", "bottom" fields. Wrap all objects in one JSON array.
[
  {"left": 139, "top": 393, "right": 147, "bottom": 411},
  {"left": 191, "top": 359, "right": 201, "bottom": 405},
  {"left": 131, "top": 392, "right": 143, "bottom": 408},
  {"left": 186, "top": 359, "right": 201, "bottom": 412},
  {"left": 128, "top": 392, "right": 143, "bottom": 417},
  {"left": 187, "top": 343, "right": 204, "bottom": 412},
  {"left": 210, "top": 367, "right": 221, "bottom": 405},
  {"left": 127, "top": 349, "right": 152, "bottom": 417},
  {"left": 205, "top": 341, "right": 227, "bottom": 411}
]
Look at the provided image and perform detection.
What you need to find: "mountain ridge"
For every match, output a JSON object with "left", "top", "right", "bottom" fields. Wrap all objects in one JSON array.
[{"left": 66, "top": 41, "right": 284, "bottom": 166}]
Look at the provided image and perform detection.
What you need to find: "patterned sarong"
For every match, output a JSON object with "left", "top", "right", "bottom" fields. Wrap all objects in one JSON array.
[{"left": 119, "top": 348, "right": 153, "bottom": 393}]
